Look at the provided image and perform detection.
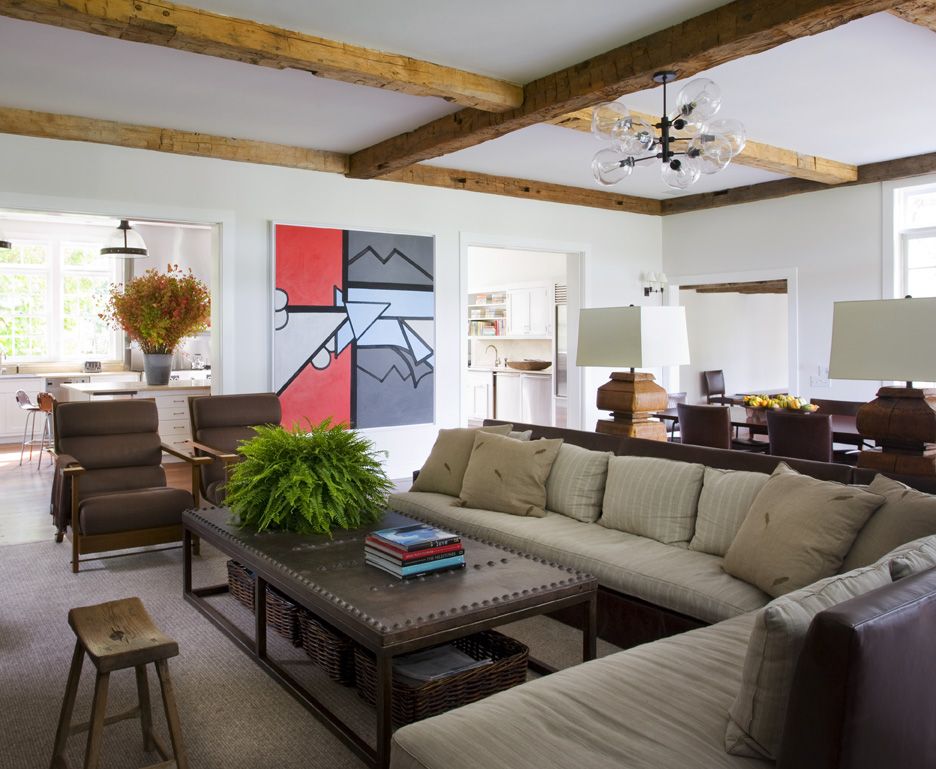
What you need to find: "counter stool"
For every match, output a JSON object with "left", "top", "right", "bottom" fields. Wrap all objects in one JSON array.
[
  {"left": 50, "top": 597, "right": 188, "bottom": 769},
  {"left": 36, "top": 391, "right": 55, "bottom": 470},
  {"left": 16, "top": 389, "right": 42, "bottom": 465}
]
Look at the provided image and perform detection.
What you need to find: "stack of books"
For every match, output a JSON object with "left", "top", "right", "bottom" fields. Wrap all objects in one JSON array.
[{"left": 365, "top": 524, "right": 465, "bottom": 580}]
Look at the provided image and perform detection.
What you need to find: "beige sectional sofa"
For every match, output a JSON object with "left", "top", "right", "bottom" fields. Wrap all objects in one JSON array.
[{"left": 387, "top": 422, "right": 936, "bottom": 769}]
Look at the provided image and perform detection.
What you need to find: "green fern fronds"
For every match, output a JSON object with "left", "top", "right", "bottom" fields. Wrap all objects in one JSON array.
[{"left": 224, "top": 418, "right": 392, "bottom": 535}]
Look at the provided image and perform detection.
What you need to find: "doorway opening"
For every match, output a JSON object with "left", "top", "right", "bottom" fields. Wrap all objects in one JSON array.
[
  {"left": 674, "top": 276, "right": 794, "bottom": 404},
  {"left": 462, "top": 243, "right": 581, "bottom": 429}
]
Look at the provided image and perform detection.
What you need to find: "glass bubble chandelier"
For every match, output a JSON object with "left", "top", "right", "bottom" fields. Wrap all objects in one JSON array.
[{"left": 591, "top": 71, "right": 746, "bottom": 190}]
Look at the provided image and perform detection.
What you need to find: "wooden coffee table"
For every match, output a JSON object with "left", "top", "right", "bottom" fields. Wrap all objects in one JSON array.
[{"left": 182, "top": 507, "right": 598, "bottom": 769}]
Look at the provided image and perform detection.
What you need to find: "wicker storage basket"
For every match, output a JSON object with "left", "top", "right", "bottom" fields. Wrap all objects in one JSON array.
[
  {"left": 298, "top": 612, "right": 357, "bottom": 686},
  {"left": 225, "top": 560, "right": 302, "bottom": 646},
  {"left": 354, "top": 630, "right": 528, "bottom": 725}
]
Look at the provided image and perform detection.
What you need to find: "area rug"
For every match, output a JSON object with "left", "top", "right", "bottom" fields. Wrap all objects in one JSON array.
[{"left": 0, "top": 540, "right": 615, "bottom": 768}]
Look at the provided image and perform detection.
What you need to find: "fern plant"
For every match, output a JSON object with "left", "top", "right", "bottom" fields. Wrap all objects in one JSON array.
[{"left": 224, "top": 418, "right": 392, "bottom": 535}]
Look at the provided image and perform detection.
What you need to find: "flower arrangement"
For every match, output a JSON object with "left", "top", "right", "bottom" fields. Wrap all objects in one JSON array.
[
  {"left": 743, "top": 394, "right": 818, "bottom": 412},
  {"left": 100, "top": 265, "right": 210, "bottom": 354}
]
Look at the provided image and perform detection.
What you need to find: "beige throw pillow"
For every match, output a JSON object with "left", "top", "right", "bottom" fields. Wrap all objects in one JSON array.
[
  {"left": 600, "top": 456, "right": 704, "bottom": 545},
  {"left": 884, "top": 535, "right": 936, "bottom": 580},
  {"left": 689, "top": 467, "right": 770, "bottom": 556},
  {"left": 545, "top": 443, "right": 612, "bottom": 523},
  {"left": 458, "top": 432, "right": 562, "bottom": 517},
  {"left": 411, "top": 424, "right": 512, "bottom": 497},
  {"left": 723, "top": 463, "right": 885, "bottom": 597},
  {"left": 842, "top": 475, "right": 936, "bottom": 571},
  {"left": 726, "top": 561, "right": 893, "bottom": 759}
]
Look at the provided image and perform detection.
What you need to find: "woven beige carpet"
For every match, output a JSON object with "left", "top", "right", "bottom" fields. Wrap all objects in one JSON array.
[{"left": 0, "top": 540, "right": 614, "bottom": 768}]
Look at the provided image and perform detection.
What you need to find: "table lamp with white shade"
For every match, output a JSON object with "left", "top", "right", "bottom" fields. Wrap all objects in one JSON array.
[
  {"left": 577, "top": 305, "right": 690, "bottom": 441},
  {"left": 829, "top": 296, "right": 936, "bottom": 475}
]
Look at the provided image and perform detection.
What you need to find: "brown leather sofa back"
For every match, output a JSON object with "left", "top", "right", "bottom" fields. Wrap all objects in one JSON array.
[
  {"left": 189, "top": 393, "right": 282, "bottom": 491},
  {"left": 777, "top": 567, "right": 936, "bottom": 769},
  {"left": 485, "top": 420, "right": 853, "bottom": 483}
]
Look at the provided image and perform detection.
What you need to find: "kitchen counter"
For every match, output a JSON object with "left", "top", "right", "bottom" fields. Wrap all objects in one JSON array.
[
  {"left": 0, "top": 370, "right": 138, "bottom": 379},
  {"left": 61, "top": 380, "right": 209, "bottom": 396},
  {"left": 467, "top": 366, "right": 552, "bottom": 376}
]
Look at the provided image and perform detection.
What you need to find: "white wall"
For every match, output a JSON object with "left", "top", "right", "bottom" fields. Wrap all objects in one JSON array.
[
  {"left": 0, "top": 134, "right": 662, "bottom": 476},
  {"left": 466, "top": 246, "right": 567, "bottom": 292},
  {"left": 663, "top": 184, "right": 884, "bottom": 403},
  {"left": 678, "top": 289, "right": 788, "bottom": 403}
]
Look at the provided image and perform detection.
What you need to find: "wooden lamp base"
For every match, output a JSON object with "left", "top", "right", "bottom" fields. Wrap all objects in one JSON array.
[
  {"left": 595, "top": 371, "right": 668, "bottom": 441},
  {"left": 856, "top": 386, "right": 936, "bottom": 476}
]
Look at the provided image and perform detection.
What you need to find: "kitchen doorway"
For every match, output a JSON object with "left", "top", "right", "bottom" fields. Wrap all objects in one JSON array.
[{"left": 460, "top": 240, "right": 583, "bottom": 429}]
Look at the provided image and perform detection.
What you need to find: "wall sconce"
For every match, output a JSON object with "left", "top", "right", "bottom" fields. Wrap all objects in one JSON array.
[{"left": 642, "top": 272, "right": 668, "bottom": 297}]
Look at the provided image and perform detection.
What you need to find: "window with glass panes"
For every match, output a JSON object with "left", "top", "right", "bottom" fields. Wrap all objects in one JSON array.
[
  {"left": 0, "top": 239, "right": 121, "bottom": 362},
  {"left": 897, "top": 183, "right": 936, "bottom": 298}
]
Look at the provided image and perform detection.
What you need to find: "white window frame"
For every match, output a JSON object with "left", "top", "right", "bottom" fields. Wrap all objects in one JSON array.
[{"left": 0, "top": 235, "right": 122, "bottom": 363}]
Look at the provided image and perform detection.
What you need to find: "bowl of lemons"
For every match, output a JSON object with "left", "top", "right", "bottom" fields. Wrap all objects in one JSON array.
[{"left": 743, "top": 394, "right": 819, "bottom": 413}]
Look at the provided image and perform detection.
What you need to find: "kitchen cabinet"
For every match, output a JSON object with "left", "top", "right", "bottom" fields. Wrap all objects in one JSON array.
[
  {"left": 494, "top": 372, "right": 523, "bottom": 423},
  {"left": 0, "top": 376, "right": 45, "bottom": 439},
  {"left": 507, "top": 287, "right": 550, "bottom": 337},
  {"left": 465, "top": 369, "right": 494, "bottom": 421}
]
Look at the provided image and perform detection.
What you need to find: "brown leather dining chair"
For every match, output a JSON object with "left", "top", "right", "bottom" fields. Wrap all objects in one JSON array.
[
  {"left": 766, "top": 409, "right": 833, "bottom": 463},
  {"left": 50, "top": 400, "right": 208, "bottom": 572},
  {"left": 677, "top": 403, "right": 769, "bottom": 452},
  {"left": 188, "top": 392, "right": 282, "bottom": 506},
  {"left": 702, "top": 370, "right": 733, "bottom": 405}
]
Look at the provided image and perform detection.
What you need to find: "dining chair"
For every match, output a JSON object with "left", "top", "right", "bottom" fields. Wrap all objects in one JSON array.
[
  {"left": 676, "top": 403, "right": 732, "bottom": 449},
  {"left": 702, "top": 370, "right": 733, "bottom": 405},
  {"left": 666, "top": 392, "right": 687, "bottom": 441},
  {"left": 766, "top": 409, "right": 833, "bottom": 463}
]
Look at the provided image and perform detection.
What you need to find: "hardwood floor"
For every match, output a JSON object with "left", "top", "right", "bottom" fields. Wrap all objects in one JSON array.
[{"left": 0, "top": 442, "right": 195, "bottom": 547}]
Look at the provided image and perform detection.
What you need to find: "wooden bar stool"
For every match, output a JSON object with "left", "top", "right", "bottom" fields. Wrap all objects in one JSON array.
[{"left": 50, "top": 597, "right": 188, "bottom": 769}]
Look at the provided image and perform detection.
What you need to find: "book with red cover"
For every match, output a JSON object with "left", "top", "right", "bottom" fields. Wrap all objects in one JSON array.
[
  {"left": 365, "top": 536, "right": 463, "bottom": 562},
  {"left": 365, "top": 544, "right": 465, "bottom": 567}
]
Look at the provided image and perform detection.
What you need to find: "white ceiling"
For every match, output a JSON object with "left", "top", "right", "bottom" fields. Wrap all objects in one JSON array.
[{"left": 1, "top": 4, "right": 935, "bottom": 199}]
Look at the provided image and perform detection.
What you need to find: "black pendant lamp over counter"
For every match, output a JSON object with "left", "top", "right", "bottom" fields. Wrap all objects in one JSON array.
[{"left": 101, "top": 219, "right": 148, "bottom": 258}]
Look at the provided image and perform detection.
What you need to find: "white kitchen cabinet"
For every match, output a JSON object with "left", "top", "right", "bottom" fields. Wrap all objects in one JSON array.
[
  {"left": 494, "top": 372, "right": 523, "bottom": 422},
  {"left": 507, "top": 287, "right": 550, "bottom": 336},
  {"left": 0, "top": 377, "right": 45, "bottom": 439},
  {"left": 521, "top": 374, "right": 553, "bottom": 425},
  {"left": 465, "top": 369, "right": 494, "bottom": 422}
]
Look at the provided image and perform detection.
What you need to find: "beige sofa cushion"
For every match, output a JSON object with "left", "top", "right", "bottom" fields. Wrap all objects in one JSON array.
[
  {"left": 389, "top": 492, "right": 769, "bottom": 624},
  {"left": 723, "top": 463, "right": 884, "bottom": 597},
  {"left": 726, "top": 561, "right": 893, "bottom": 759},
  {"left": 392, "top": 613, "right": 765, "bottom": 769},
  {"left": 459, "top": 432, "right": 562, "bottom": 518},
  {"left": 886, "top": 535, "right": 936, "bottom": 580},
  {"left": 689, "top": 467, "right": 770, "bottom": 557},
  {"left": 411, "top": 424, "right": 512, "bottom": 496},
  {"left": 600, "top": 456, "right": 704, "bottom": 546},
  {"left": 843, "top": 474, "right": 936, "bottom": 571},
  {"left": 545, "top": 443, "right": 612, "bottom": 523}
]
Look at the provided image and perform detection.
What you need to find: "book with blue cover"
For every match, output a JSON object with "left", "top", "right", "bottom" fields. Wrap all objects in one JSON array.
[
  {"left": 365, "top": 551, "right": 466, "bottom": 579},
  {"left": 371, "top": 523, "right": 460, "bottom": 552}
]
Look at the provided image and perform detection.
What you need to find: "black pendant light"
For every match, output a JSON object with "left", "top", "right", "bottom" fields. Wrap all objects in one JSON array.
[{"left": 101, "top": 219, "right": 148, "bottom": 258}]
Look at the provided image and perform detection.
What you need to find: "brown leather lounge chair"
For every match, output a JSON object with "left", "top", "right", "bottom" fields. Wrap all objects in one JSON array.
[
  {"left": 187, "top": 393, "right": 282, "bottom": 506},
  {"left": 50, "top": 400, "right": 209, "bottom": 572}
]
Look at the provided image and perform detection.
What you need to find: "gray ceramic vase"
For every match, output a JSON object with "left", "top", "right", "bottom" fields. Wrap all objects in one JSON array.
[{"left": 143, "top": 353, "right": 173, "bottom": 386}]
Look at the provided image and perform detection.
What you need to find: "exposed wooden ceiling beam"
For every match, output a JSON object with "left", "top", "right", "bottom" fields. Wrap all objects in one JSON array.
[
  {"left": 660, "top": 150, "right": 936, "bottom": 214},
  {"left": 682, "top": 280, "right": 788, "bottom": 293},
  {"left": 0, "top": 106, "right": 660, "bottom": 214},
  {"left": 890, "top": 1, "right": 936, "bottom": 30},
  {"left": 0, "top": 0, "right": 522, "bottom": 112},
  {"left": 380, "top": 165, "right": 661, "bottom": 215},
  {"left": 0, "top": 106, "right": 350, "bottom": 173},
  {"left": 347, "top": 0, "right": 903, "bottom": 179},
  {"left": 549, "top": 109, "right": 857, "bottom": 185}
]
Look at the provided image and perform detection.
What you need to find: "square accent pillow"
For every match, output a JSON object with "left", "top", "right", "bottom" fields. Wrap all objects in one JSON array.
[
  {"left": 842, "top": 474, "right": 936, "bottom": 571},
  {"left": 600, "top": 456, "right": 704, "bottom": 545},
  {"left": 459, "top": 432, "right": 563, "bottom": 517},
  {"left": 411, "top": 424, "right": 512, "bottom": 497},
  {"left": 545, "top": 443, "right": 612, "bottom": 523},
  {"left": 726, "top": 561, "right": 893, "bottom": 759},
  {"left": 689, "top": 467, "right": 770, "bottom": 556},
  {"left": 723, "top": 463, "right": 885, "bottom": 597}
]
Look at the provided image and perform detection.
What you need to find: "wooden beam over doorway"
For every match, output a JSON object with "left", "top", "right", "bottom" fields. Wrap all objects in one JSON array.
[
  {"left": 890, "top": 1, "right": 936, "bottom": 31},
  {"left": 682, "top": 279, "right": 788, "bottom": 294},
  {"left": 0, "top": 0, "right": 523, "bottom": 112},
  {"left": 549, "top": 109, "right": 858, "bottom": 185},
  {"left": 348, "top": 0, "right": 904, "bottom": 179}
]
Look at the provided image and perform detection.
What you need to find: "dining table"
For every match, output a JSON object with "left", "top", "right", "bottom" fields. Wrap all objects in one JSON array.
[{"left": 652, "top": 405, "right": 865, "bottom": 447}]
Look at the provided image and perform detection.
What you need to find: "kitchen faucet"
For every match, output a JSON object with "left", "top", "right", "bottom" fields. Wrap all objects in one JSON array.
[{"left": 485, "top": 344, "right": 501, "bottom": 367}]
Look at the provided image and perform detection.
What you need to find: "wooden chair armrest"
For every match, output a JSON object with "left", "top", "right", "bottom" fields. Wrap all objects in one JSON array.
[
  {"left": 47, "top": 448, "right": 85, "bottom": 474},
  {"left": 61, "top": 465, "right": 86, "bottom": 477},
  {"left": 161, "top": 443, "right": 213, "bottom": 464},
  {"left": 185, "top": 440, "right": 239, "bottom": 463}
]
